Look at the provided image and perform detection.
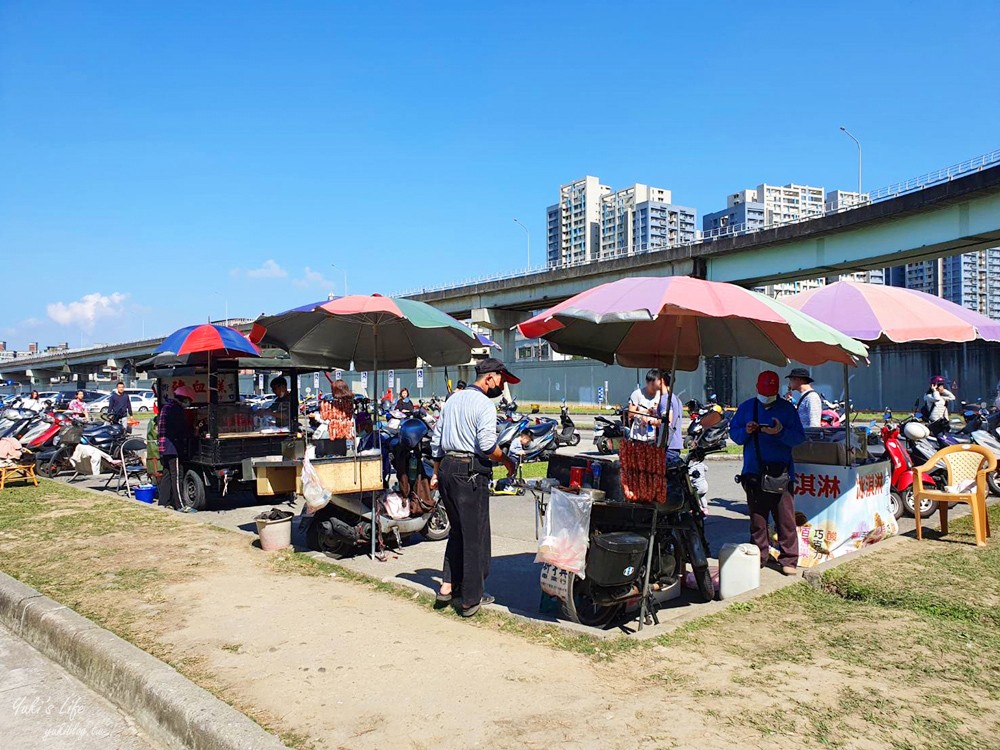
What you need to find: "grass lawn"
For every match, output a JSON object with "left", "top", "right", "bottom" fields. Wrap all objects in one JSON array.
[{"left": 2, "top": 479, "right": 999, "bottom": 749}]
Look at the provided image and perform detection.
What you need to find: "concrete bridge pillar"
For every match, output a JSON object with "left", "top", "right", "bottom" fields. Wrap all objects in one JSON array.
[{"left": 471, "top": 308, "right": 531, "bottom": 361}]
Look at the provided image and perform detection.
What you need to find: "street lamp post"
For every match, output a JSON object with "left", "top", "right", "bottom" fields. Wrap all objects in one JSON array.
[
  {"left": 513, "top": 218, "right": 531, "bottom": 270},
  {"left": 839, "top": 126, "right": 863, "bottom": 198},
  {"left": 330, "top": 264, "right": 348, "bottom": 296}
]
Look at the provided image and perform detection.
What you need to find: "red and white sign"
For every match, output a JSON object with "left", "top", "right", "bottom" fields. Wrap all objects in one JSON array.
[
  {"left": 167, "top": 373, "right": 238, "bottom": 405},
  {"left": 793, "top": 461, "right": 897, "bottom": 568}
]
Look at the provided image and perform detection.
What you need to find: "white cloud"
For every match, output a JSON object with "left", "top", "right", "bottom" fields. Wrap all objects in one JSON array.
[
  {"left": 46, "top": 292, "right": 129, "bottom": 332},
  {"left": 295, "top": 266, "right": 334, "bottom": 289},
  {"left": 245, "top": 259, "right": 288, "bottom": 279}
]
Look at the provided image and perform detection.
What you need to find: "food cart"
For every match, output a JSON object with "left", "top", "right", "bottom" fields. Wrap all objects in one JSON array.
[
  {"left": 790, "top": 426, "right": 896, "bottom": 567},
  {"left": 148, "top": 357, "right": 303, "bottom": 508}
]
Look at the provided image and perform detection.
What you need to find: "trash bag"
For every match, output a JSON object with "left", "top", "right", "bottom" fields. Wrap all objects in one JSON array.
[
  {"left": 254, "top": 507, "right": 294, "bottom": 522},
  {"left": 301, "top": 456, "right": 331, "bottom": 513},
  {"left": 535, "top": 487, "right": 593, "bottom": 577}
]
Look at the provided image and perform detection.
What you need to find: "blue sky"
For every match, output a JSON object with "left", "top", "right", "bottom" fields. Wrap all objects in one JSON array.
[{"left": 2, "top": 1, "right": 998, "bottom": 350}]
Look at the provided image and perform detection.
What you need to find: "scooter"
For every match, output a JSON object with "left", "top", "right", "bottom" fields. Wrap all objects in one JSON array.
[
  {"left": 492, "top": 419, "right": 560, "bottom": 496},
  {"left": 593, "top": 408, "right": 625, "bottom": 455},
  {"left": 945, "top": 406, "right": 1000, "bottom": 496},
  {"left": 304, "top": 415, "right": 450, "bottom": 558},
  {"left": 881, "top": 421, "right": 938, "bottom": 520},
  {"left": 900, "top": 418, "right": 950, "bottom": 518},
  {"left": 553, "top": 402, "right": 580, "bottom": 447}
]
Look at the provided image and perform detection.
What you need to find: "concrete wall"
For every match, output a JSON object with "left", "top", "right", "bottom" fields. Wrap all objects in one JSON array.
[{"left": 321, "top": 341, "right": 1000, "bottom": 412}]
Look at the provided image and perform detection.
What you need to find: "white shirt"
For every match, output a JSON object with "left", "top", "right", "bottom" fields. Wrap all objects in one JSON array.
[
  {"left": 924, "top": 389, "right": 955, "bottom": 422},
  {"left": 796, "top": 389, "right": 823, "bottom": 428},
  {"left": 628, "top": 387, "right": 659, "bottom": 442}
]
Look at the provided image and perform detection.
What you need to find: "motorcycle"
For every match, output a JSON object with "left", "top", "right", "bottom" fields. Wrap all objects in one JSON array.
[
  {"left": 881, "top": 421, "right": 938, "bottom": 520},
  {"left": 553, "top": 401, "right": 580, "bottom": 447},
  {"left": 946, "top": 404, "right": 1000, "bottom": 496},
  {"left": 900, "top": 417, "right": 952, "bottom": 518},
  {"left": 492, "top": 418, "right": 560, "bottom": 496},
  {"left": 548, "top": 428, "right": 726, "bottom": 629},
  {"left": 304, "top": 414, "right": 450, "bottom": 558},
  {"left": 593, "top": 408, "right": 625, "bottom": 455}
]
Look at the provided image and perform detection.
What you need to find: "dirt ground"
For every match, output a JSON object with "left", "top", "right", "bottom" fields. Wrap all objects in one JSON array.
[{"left": 2, "top": 484, "right": 998, "bottom": 750}]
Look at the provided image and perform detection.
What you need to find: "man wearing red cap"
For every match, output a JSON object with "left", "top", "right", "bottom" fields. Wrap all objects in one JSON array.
[{"left": 729, "top": 370, "right": 805, "bottom": 575}]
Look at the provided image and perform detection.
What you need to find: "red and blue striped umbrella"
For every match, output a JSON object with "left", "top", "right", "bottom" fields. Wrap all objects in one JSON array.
[{"left": 156, "top": 324, "right": 261, "bottom": 359}]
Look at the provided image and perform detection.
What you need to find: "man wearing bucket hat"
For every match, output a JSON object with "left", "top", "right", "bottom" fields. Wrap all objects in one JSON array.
[
  {"left": 158, "top": 385, "right": 195, "bottom": 512},
  {"left": 430, "top": 358, "right": 518, "bottom": 617},
  {"left": 729, "top": 371, "right": 805, "bottom": 575},
  {"left": 786, "top": 367, "right": 822, "bottom": 429}
]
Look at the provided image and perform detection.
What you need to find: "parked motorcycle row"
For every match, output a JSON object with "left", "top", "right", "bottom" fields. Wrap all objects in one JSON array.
[
  {"left": 876, "top": 401, "right": 1000, "bottom": 520},
  {"left": 0, "top": 400, "right": 129, "bottom": 478}
]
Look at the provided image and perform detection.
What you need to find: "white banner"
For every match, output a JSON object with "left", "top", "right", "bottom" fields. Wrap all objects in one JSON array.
[{"left": 793, "top": 460, "right": 897, "bottom": 568}]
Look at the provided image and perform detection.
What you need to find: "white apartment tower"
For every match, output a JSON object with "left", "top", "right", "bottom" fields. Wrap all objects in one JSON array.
[
  {"left": 546, "top": 176, "right": 610, "bottom": 268},
  {"left": 755, "top": 183, "right": 826, "bottom": 225}
]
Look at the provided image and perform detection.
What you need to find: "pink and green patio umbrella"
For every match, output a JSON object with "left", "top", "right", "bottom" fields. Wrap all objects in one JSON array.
[
  {"left": 252, "top": 294, "right": 480, "bottom": 370},
  {"left": 782, "top": 280, "right": 1000, "bottom": 344},
  {"left": 517, "top": 276, "right": 868, "bottom": 370}
]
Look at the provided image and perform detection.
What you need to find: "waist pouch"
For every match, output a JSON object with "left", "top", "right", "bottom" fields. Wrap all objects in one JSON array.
[{"left": 443, "top": 454, "right": 493, "bottom": 477}]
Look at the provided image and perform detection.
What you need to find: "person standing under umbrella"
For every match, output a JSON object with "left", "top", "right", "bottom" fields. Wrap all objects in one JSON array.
[
  {"left": 729, "top": 371, "right": 805, "bottom": 576},
  {"left": 786, "top": 367, "right": 822, "bottom": 428},
  {"left": 429, "top": 358, "right": 517, "bottom": 617},
  {"left": 158, "top": 385, "right": 195, "bottom": 512}
]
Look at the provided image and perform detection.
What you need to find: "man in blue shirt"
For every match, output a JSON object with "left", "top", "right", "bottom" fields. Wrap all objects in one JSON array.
[
  {"left": 108, "top": 381, "right": 132, "bottom": 430},
  {"left": 729, "top": 370, "right": 805, "bottom": 575}
]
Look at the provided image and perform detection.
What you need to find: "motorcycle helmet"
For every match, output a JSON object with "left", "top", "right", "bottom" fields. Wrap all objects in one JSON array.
[
  {"left": 929, "top": 375, "right": 946, "bottom": 386},
  {"left": 174, "top": 385, "right": 196, "bottom": 400},
  {"left": 903, "top": 421, "right": 930, "bottom": 441},
  {"left": 398, "top": 417, "right": 428, "bottom": 449}
]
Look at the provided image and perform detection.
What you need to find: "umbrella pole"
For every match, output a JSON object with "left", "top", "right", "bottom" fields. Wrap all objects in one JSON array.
[
  {"left": 843, "top": 363, "right": 852, "bottom": 468},
  {"left": 371, "top": 324, "right": 379, "bottom": 561}
]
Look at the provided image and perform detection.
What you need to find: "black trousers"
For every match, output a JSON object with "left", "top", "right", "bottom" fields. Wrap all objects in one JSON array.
[
  {"left": 159, "top": 456, "right": 184, "bottom": 510},
  {"left": 439, "top": 456, "right": 491, "bottom": 610}
]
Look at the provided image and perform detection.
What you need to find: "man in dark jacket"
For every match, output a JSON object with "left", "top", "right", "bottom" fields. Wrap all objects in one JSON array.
[
  {"left": 108, "top": 381, "right": 132, "bottom": 429},
  {"left": 158, "top": 385, "right": 194, "bottom": 512},
  {"left": 729, "top": 370, "right": 805, "bottom": 575}
]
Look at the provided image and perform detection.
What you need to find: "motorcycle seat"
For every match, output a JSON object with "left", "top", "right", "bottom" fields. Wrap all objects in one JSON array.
[{"left": 522, "top": 422, "right": 552, "bottom": 438}]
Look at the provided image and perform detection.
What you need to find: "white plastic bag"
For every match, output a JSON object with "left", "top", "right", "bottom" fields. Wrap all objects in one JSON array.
[
  {"left": 535, "top": 488, "right": 593, "bottom": 577},
  {"left": 383, "top": 492, "right": 409, "bottom": 520},
  {"left": 301, "top": 456, "right": 331, "bottom": 513}
]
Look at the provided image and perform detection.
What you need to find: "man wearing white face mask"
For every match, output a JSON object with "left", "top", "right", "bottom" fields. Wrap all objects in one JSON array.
[
  {"left": 729, "top": 370, "right": 805, "bottom": 575},
  {"left": 430, "top": 358, "right": 518, "bottom": 617}
]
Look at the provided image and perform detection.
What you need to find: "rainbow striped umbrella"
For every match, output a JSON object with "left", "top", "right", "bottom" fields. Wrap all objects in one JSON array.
[
  {"left": 156, "top": 324, "right": 260, "bottom": 359},
  {"left": 518, "top": 276, "right": 868, "bottom": 370}
]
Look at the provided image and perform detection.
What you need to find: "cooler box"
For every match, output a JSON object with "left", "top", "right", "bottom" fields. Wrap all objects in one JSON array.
[{"left": 585, "top": 532, "right": 648, "bottom": 587}]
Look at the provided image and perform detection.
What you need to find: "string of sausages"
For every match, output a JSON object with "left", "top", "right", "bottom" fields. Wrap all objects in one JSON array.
[{"left": 618, "top": 439, "right": 667, "bottom": 503}]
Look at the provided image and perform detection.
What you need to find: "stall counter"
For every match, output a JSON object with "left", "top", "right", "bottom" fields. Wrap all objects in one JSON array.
[{"left": 793, "top": 460, "right": 897, "bottom": 568}]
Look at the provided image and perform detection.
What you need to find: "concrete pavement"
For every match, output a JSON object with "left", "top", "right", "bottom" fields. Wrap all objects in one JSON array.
[{"left": 0, "top": 623, "right": 160, "bottom": 750}]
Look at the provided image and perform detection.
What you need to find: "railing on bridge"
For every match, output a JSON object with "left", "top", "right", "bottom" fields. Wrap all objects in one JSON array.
[{"left": 395, "top": 148, "right": 1000, "bottom": 297}]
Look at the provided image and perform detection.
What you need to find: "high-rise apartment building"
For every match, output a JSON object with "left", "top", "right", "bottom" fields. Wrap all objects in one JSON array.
[
  {"left": 547, "top": 177, "right": 695, "bottom": 268},
  {"left": 826, "top": 190, "right": 869, "bottom": 211},
  {"left": 756, "top": 183, "right": 826, "bottom": 224},
  {"left": 889, "top": 250, "right": 1000, "bottom": 319},
  {"left": 702, "top": 190, "right": 766, "bottom": 234},
  {"left": 599, "top": 183, "right": 695, "bottom": 258},
  {"left": 546, "top": 176, "right": 610, "bottom": 268}
]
